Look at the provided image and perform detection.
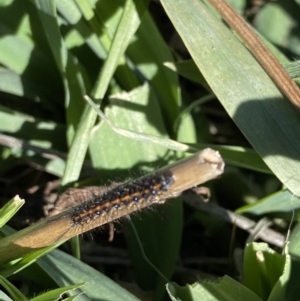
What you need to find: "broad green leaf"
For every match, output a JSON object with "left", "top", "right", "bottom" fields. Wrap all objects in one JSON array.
[
  {"left": 85, "top": 95, "right": 191, "bottom": 153},
  {"left": 167, "top": 275, "right": 262, "bottom": 301},
  {"left": 243, "top": 243, "right": 286, "bottom": 300},
  {"left": 89, "top": 84, "right": 171, "bottom": 170},
  {"left": 268, "top": 253, "right": 291, "bottom": 301},
  {"left": 285, "top": 223, "right": 300, "bottom": 300},
  {"left": 160, "top": 0, "right": 300, "bottom": 196},
  {"left": 237, "top": 190, "right": 300, "bottom": 215},
  {"left": 164, "top": 60, "right": 209, "bottom": 87}
]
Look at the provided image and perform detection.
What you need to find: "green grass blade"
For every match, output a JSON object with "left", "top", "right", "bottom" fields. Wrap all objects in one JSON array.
[
  {"left": 0, "top": 196, "right": 24, "bottom": 228},
  {"left": 37, "top": 249, "right": 141, "bottom": 301},
  {"left": 93, "top": 0, "right": 149, "bottom": 99},
  {"left": 61, "top": 0, "right": 148, "bottom": 186},
  {"left": 0, "top": 275, "right": 27, "bottom": 301},
  {"left": 29, "top": 283, "right": 83, "bottom": 301},
  {"left": 0, "top": 291, "right": 12, "bottom": 301}
]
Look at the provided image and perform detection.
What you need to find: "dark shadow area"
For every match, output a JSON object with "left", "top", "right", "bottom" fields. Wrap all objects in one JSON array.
[
  {"left": 0, "top": 1, "right": 64, "bottom": 121},
  {"left": 233, "top": 97, "right": 300, "bottom": 161},
  {"left": 285, "top": 256, "right": 300, "bottom": 299}
]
